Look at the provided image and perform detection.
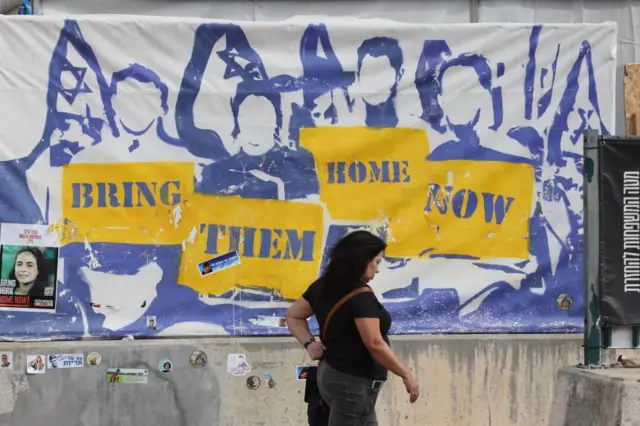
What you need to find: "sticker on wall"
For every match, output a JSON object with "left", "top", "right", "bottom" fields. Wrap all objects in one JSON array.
[
  {"left": 198, "top": 251, "right": 240, "bottom": 277},
  {"left": 86, "top": 352, "right": 102, "bottom": 367},
  {"left": 159, "top": 359, "right": 172, "bottom": 373},
  {"left": 106, "top": 368, "right": 148, "bottom": 384},
  {"left": 246, "top": 375, "right": 261, "bottom": 390},
  {"left": 189, "top": 350, "right": 207, "bottom": 369},
  {"left": 296, "top": 365, "right": 315, "bottom": 381},
  {"left": 47, "top": 353, "right": 84, "bottom": 369},
  {"left": 227, "top": 353, "right": 251, "bottom": 376},
  {"left": 556, "top": 294, "right": 573, "bottom": 310},
  {"left": 26, "top": 355, "right": 46, "bottom": 374},
  {"left": 248, "top": 315, "right": 287, "bottom": 328},
  {"left": 264, "top": 371, "right": 275, "bottom": 388},
  {"left": 0, "top": 351, "right": 13, "bottom": 370},
  {"left": 146, "top": 315, "right": 157, "bottom": 330}
]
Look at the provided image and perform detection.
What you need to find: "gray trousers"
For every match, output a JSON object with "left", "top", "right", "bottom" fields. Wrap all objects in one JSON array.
[{"left": 317, "top": 361, "right": 384, "bottom": 426}]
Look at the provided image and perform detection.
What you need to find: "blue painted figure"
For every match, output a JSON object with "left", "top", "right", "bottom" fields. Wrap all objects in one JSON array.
[
  {"left": 177, "top": 23, "right": 318, "bottom": 200},
  {"left": 356, "top": 37, "right": 403, "bottom": 128}
]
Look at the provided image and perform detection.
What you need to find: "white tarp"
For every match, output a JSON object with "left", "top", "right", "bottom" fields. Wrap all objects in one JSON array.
[{"left": 0, "top": 15, "right": 616, "bottom": 339}]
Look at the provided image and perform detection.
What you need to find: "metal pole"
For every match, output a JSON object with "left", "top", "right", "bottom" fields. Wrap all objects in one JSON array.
[
  {"left": 583, "top": 129, "right": 601, "bottom": 365},
  {"left": 469, "top": 0, "right": 479, "bottom": 23}
]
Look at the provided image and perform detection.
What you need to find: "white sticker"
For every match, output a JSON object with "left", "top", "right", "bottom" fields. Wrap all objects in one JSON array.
[
  {"left": 227, "top": 353, "right": 251, "bottom": 376},
  {"left": 198, "top": 251, "right": 240, "bottom": 277},
  {"left": 47, "top": 353, "right": 84, "bottom": 369},
  {"left": 107, "top": 368, "right": 148, "bottom": 384},
  {"left": 0, "top": 224, "right": 60, "bottom": 247},
  {"left": 26, "top": 355, "right": 46, "bottom": 374},
  {"left": 0, "top": 351, "right": 13, "bottom": 370},
  {"left": 146, "top": 315, "right": 157, "bottom": 330}
]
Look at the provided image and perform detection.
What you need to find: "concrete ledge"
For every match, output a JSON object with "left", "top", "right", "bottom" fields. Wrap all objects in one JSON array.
[
  {"left": 0, "top": 334, "right": 584, "bottom": 426},
  {"left": 549, "top": 366, "right": 640, "bottom": 426}
]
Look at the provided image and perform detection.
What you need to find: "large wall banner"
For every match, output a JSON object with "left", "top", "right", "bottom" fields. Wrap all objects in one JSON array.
[
  {"left": 600, "top": 139, "right": 640, "bottom": 325},
  {"left": 0, "top": 16, "right": 616, "bottom": 339}
]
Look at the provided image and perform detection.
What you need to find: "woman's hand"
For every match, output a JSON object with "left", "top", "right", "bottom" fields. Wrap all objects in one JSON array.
[
  {"left": 306, "top": 341, "right": 325, "bottom": 360},
  {"left": 402, "top": 371, "right": 420, "bottom": 403}
]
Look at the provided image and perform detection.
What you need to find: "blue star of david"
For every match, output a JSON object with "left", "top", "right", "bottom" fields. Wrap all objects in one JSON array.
[
  {"left": 217, "top": 48, "right": 264, "bottom": 81},
  {"left": 59, "top": 59, "right": 92, "bottom": 104},
  {"left": 570, "top": 107, "right": 595, "bottom": 143}
]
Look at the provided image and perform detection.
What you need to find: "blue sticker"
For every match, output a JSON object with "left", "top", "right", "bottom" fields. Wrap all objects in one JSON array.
[{"left": 198, "top": 251, "right": 241, "bottom": 277}]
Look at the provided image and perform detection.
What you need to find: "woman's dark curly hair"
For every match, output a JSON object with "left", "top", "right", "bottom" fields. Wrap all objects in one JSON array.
[
  {"left": 316, "top": 230, "right": 387, "bottom": 297},
  {"left": 8, "top": 247, "right": 49, "bottom": 298}
]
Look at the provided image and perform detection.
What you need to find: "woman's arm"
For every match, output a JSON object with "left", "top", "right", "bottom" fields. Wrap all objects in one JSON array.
[
  {"left": 285, "top": 297, "right": 315, "bottom": 345},
  {"left": 285, "top": 297, "right": 325, "bottom": 360},
  {"left": 355, "top": 317, "right": 420, "bottom": 402},
  {"left": 354, "top": 317, "right": 410, "bottom": 378}
]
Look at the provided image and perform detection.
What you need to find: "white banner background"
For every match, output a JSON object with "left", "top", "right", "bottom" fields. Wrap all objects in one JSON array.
[{"left": 0, "top": 16, "right": 617, "bottom": 339}]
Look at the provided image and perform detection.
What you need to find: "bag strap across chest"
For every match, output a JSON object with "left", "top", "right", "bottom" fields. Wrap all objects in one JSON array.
[{"left": 321, "top": 287, "right": 373, "bottom": 342}]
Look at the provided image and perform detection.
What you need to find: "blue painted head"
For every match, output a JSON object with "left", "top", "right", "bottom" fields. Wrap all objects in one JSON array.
[
  {"left": 357, "top": 37, "right": 404, "bottom": 105},
  {"left": 109, "top": 64, "right": 169, "bottom": 136},
  {"left": 437, "top": 53, "right": 493, "bottom": 129}
]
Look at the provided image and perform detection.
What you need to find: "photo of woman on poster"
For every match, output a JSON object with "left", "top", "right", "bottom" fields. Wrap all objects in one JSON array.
[
  {"left": 30, "top": 356, "right": 44, "bottom": 372},
  {"left": 0, "top": 245, "right": 59, "bottom": 310},
  {"left": 9, "top": 247, "right": 49, "bottom": 297}
]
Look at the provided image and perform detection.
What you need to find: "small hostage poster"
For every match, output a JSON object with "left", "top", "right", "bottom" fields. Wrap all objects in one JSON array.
[
  {"left": 0, "top": 224, "right": 60, "bottom": 312},
  {"left": 106, "top": 368, "right": 149, "bottom": 384}
]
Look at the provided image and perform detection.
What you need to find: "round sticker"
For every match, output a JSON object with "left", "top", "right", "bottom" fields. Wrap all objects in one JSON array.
[
  {"left": 246, "top": 376, "right": 261, "bottom": 390},
  {"left": 556, "top": 294, "right": 573, "bottom": 311},
  {"left": 159, "top": 359, "right": 172, "bottom": 373},
  {"left": 86, "top": 352, "right": 102, "bottom": 367},
  {"left": 189, "top": 350, "right": 207, "bottom": 368}
]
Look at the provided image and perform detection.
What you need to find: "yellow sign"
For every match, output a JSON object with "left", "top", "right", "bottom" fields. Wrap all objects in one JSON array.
[
  {"left": 302, "top": 126, "right": 533, "bottom": 259},
  {"left": 61, "top": 162, "right": 195, "bottom": 245},
  {"left": 178, "top": 195, "right": 324, "bottom": 299},
  {"left": 301, "top": 126, "right": 431, "bottom": 221},
  {"left": 387, "top": 159, "right": 534, "bottom": 259},
  {"left": 60, "top": 144, "right": 534, "bottom": 300}
]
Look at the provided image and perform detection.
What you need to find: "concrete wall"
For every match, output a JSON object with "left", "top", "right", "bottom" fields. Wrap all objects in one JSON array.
[
  {"left": 0, "top": 335, "right": 584, "bottom": 426},
  {"left": 548, "top": 366, "right": 638, "bottom": 426}
]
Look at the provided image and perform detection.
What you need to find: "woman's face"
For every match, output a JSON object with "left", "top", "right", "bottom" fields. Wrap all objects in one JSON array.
[
  {"left": 15, "top": 252, "right": 38, "bottom": 285},
  {"left": 363, "top": 251, "right": 384, "bottom": 283}
]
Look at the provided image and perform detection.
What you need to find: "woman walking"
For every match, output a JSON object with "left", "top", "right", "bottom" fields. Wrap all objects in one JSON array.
[{"left": 286, "top": 230, "right": 420, "bottom": 425}]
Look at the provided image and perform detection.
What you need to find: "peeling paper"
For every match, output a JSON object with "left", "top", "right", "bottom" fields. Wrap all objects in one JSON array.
[
  {"left": 83, "top": 237, "right": 101, "bottom": 269},
  {"left": 171, "top": 204, "right": 182, "bottom": 228}
]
